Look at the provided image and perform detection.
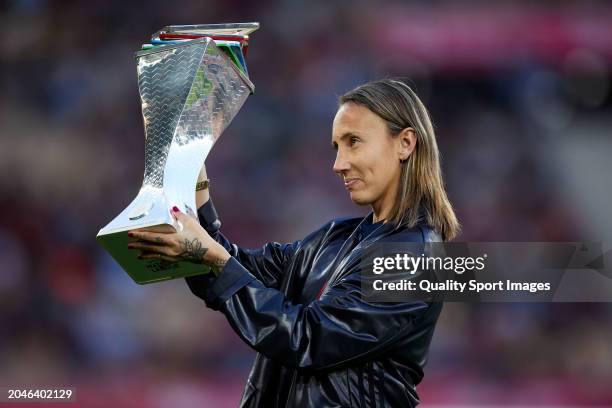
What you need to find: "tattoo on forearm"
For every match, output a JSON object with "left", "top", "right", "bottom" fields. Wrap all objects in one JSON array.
[
  {"left": 211, "top": 258, "right": 228, "bottom": 275},
  {"left": 178, "top": 238, "right": 208, "bottom": 263}
]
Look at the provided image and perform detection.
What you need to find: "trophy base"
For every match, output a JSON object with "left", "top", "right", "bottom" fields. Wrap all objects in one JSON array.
[
  {"left": 96, "top": 187, "right": 211, "bottom": 284},
  {"left": 96, "top": 229, "right": 211, "bottom": 285}
]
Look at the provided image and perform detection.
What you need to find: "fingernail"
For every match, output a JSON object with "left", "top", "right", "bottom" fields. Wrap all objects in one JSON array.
[
  {"left": 127, "top": 232, "right": 134, "bottom": 237},
  {"left": 172, "top": 206, "right": 180, "bottom": 212},
  {"left": 128, "top": 244, "right": 134, "bottom": 249}
]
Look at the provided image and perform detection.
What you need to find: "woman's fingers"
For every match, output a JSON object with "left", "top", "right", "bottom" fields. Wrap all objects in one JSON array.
[
  {"left": 128, "top": 240, "right": 174, "bottom": 256},
  {"left": 128, "top": 230, "right": 169, "bottom": 245},
  {"left": 127, "top": 208, "right": 212, "bottom": 265},
  {"left": 139, "top": 251, "right": 178, "bottom": 263}
]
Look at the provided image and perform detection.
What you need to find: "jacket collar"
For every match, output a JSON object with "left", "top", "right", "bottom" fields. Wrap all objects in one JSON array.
[{"left": 325, "top": 212, "right": 397, "bottom": 286}]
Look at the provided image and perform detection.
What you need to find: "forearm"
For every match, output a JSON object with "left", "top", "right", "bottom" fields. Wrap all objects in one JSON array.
[
  {"left": 195, "top": 195, "right": 298, "bottom": 289},
  {"left": 196, "top": 185, "right": 210, "bottom": 209},
  {"left": 201, "top": 260, "right": 430, "bottom": 371},
  {"left": 195, "top": 164, "right": 210, "bottom": 209},
  {"left": 209, "top": 250, "right": 230, "bottom": 277}
]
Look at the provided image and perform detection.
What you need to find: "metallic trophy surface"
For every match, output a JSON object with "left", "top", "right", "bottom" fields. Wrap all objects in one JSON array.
[{"left": 97, "top": 23, "right": 258, "bottom": 284}]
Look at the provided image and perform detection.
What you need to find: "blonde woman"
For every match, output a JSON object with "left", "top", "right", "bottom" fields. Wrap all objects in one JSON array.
[{"left": 128, "top": 79, "right": 459, "bottom": 407}]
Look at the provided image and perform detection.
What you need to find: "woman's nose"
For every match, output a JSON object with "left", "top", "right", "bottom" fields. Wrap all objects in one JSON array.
[{"left": 333, "top": 152, "right": 350, "bottom": 174}]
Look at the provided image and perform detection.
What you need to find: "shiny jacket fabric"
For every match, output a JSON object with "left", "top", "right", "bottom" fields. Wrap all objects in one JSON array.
[{"left": 186, "top": 200, "right": 443, "bottom": 407}]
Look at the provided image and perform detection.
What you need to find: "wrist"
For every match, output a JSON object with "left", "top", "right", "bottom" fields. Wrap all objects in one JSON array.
[
  {"left": 196, "top": 179, "right": 210, "bottom": 191},
  {"left": 207, "top": 244, "right": 230, "bottom": 277},
  {"left": 195, "top": 180, "right": 210, "bottom": 208}
]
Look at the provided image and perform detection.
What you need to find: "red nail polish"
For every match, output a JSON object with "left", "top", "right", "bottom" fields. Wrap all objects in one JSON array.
[
  {"left": 172, "top": 206, "right": 180, "bottom": 212},
  {"left": 127, "top": 232, "right": 134, "bottom": 237}
]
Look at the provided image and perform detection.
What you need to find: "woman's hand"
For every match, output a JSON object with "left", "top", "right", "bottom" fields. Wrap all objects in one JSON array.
[{"left": 127, "top": 206, "right": 230, "bottom": 276}]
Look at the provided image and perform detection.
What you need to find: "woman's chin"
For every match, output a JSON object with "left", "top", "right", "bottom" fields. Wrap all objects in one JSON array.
[{"left": 348, "top": 191, "right": 372, "bottom": 206}]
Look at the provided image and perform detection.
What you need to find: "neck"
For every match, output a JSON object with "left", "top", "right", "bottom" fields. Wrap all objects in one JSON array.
[{"left": 371, "top": 190, "right": 396, "bottom": 224}]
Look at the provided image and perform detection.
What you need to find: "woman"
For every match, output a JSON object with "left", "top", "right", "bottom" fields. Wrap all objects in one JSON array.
[{"left": 128, "top": 79, "right": 460, "bottom": 407}]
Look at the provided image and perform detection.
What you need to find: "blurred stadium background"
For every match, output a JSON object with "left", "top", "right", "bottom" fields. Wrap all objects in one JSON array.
[{"left": 1, "top": 0, "right": 612, "bottom": 407}]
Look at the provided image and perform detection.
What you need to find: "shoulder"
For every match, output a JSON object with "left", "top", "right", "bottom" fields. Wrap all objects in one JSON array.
[
  {"left": 386, "top": 223, "right": 442, "bottom": 243},
  {"left": 291, "top": 216, "right": 363, "bottom": 253},
  {"left": 302, "top": 216, "right": 362, "bottom": 244}
]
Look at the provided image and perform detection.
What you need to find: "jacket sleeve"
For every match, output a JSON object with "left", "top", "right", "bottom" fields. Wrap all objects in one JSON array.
[
  {"left": 196, "top": 199, "right": 298, "bottom": 289},
  {"left": 185, "top": 255, "right": 433, "bottom": 372}
]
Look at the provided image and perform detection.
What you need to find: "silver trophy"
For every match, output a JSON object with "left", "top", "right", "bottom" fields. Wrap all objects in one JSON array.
[{"left": 97, "top": 23, "right": 258, "bottom": 284}]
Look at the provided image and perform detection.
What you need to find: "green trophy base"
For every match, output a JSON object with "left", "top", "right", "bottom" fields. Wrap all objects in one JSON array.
[{"left": 97, "top": 226, "right": 212, "bottom": 285}]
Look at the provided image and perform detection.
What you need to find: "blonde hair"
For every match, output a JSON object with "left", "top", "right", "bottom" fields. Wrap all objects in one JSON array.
[{"left": 339, "top": 79, "right": 460, "bottom": 241}]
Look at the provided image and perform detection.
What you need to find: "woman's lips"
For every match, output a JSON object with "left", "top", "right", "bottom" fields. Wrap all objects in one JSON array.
[{"left": 344, "top": 178, "right": 360, "bottom": 189}]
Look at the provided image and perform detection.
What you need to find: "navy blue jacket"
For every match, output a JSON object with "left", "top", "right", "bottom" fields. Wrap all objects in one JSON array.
[{"left": 186, "top": 200, "right": 443, "bottom": 407}]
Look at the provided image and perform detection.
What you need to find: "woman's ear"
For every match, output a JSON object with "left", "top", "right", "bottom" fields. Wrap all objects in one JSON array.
[{"left": 398, "top": 128, "right": 417, "bottom": 161}]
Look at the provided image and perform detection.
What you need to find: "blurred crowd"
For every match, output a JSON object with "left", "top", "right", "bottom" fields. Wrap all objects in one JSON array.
[{"left": 1, "top": 0, "right": 612, "bottom": 406}]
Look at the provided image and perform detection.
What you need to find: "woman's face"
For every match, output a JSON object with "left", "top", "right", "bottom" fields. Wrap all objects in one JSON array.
[{"left": 332, "top": 103, "right": 411, "bottom": 214}]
